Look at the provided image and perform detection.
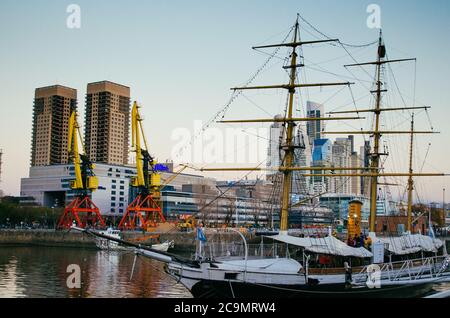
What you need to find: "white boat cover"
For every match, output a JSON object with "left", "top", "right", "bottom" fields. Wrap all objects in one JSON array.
[
  {"left": 218, "top": 258, "right": 302, "bottom": 273},
  {"left": 266, "top": 234, "right": 373, "bottom": 258},
  {"left": 370, "top": 234, "right": 444, "bottom": 255}
]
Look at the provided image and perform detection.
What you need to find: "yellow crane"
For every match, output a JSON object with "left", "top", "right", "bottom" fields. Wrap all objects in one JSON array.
[
  {"left": 57, "top": 111, "right": 105, "bottom": 229},
  {"left": 119, "top": 101, "right": 166, "bottom": 230}
]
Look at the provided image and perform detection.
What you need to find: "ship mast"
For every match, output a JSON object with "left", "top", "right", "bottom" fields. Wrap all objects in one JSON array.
[
  {"left": 279, "top": 18, "right": 299, "bottom": 232},
  {"left": 407, "top": 114, "right": 414, "bottom": 232},
  {"left": 206, "top": 16, "right": 356, "bottom": 233},
  {"left": 200, "top": 18, "right": 445, "bottom": 234},
  {"left": 368, "top": 33, "right": 385, "bottom": 233},
  {"left": 327, "top": 31, "right": 441, "bottom": 233}
]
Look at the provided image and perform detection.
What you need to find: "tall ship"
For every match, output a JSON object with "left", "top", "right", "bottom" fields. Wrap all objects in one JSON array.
[{"left": 75, "top": 15, "right": 450, "bottom": 298}]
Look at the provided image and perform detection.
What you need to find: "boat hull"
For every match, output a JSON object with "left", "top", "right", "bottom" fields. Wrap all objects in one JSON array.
[{"left": 190, "top": 280, "right": 434, "bottom": 298}]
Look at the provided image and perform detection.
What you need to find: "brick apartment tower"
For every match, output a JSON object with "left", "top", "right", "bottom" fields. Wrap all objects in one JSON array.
[
  {"left": 84, "top": 81, "right": 130, "bottom": 165},
  {"left": 31, "top": 85, "right": 77, "bottom": 166}
]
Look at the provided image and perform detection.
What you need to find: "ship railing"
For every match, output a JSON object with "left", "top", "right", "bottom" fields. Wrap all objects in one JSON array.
[
  {"left": 202, "top": 242, "right": 286, "bottom": 260},
  {"left": 353, "top": 255, "right": 450, "bottom": 284}
]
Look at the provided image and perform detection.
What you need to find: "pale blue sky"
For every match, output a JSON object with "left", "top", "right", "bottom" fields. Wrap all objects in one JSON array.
[{"left": 0, "top": 0, "right": 449, "bottom": 202}]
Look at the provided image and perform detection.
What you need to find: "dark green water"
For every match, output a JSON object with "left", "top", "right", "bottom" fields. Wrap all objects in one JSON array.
[{"left": 0, "top": 246, "right": 192, "bottom": 298}]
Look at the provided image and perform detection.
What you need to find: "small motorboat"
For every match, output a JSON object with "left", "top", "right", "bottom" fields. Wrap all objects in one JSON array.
[
  {"left": 96, "top": 228, "right": 174, "bottom": 252},
  {"left": 151, "top": 240, "right": 175, "bottom": 252},
  {"left": 95, "top": 228, "right": 128, "bottom": 251}
]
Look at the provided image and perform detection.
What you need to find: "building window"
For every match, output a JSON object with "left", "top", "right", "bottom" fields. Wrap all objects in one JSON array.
[
  {"left": 112, "top": 185, "right": 116, "bottom": 189},
  {"left": 112, "top": 191, "right": 116, "bottom": 195},
  {"left": 111, "top": 208, "right": 115, "bottom": 213},
  {"left": 120, "top": 186, "right": 124, "bottom": 190},
  {"left": 120, "top": 180, "right": 124, "bottom": 184},
  {"left": 111, "top": 197, "right": 116, "bottom": 201},
  {"left": 111, "top": 202, "right": 116, "bottom": 207},
  {"left": 119, "top": 197, "right": 124, "bottom": 202},
  {"left": 120, "top": 191, "right": 124, "bottom": 196},
  {"left": 112, "top": 180, "right": 116, "bottom": 183}
]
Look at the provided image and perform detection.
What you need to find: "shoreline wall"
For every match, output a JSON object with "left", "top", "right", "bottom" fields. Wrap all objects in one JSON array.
[{"left": 0, "top": 229, "right": 248, "bottom": 252}]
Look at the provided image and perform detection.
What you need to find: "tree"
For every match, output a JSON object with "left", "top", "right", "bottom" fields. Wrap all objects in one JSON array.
[{"left": 0, "top": 202, "right": 64, "bottom": 228}]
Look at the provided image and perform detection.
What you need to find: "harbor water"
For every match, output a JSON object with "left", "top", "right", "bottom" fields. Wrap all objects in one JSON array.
[
  {"left": 0, "top": 246, "right": 448, "bottom": 298},
  {"left": 0, "top": 246, "right": 192, "bottom": 298}
]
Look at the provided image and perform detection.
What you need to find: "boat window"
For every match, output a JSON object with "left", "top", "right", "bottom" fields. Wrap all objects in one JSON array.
[{"left": 224, "top": 273, "right": 238, "bottom": 280}]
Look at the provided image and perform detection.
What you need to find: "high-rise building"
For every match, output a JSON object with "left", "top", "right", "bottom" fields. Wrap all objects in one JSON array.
[
  {"left": 360, "top": 140, "right": 371, "bottom": 196},
  {"left": 312, "top": 139, "right": 332, "bottom": 163},
  {"left": 85, "top": 81, "right": 130, "bottom": 165},
  {"left": 266, "top": 115, "right": 284, "bottom": 176},
  {"left": 292, "top": 126, "right": 311, "bottom": 195},
  {"left": 306, "top": 101, "right": 325, "bottom": 146},
  {"left": 331, "top": 137, "right": 352, "bottom": 194},
  {"left": 311, "top": 138, "right": 332, "bottom": 195},
  {"left": 31, "top": 85, "right": 77, "bottom": 166},
  {"left": 350, "top": 152, "right": 361, "bottom": 195},
  {"left": 330, "top": 136, "right": 361, "bottom": 195}
]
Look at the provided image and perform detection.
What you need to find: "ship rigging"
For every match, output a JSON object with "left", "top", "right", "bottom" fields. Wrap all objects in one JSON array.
[{"left": 73, "top": 15, "right": 450, "bottom": 298}]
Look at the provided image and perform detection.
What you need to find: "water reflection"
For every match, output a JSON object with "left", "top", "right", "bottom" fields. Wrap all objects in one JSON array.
[
  {"left": 1, "top": 246, "right": 448, "bottom": 298},
  {"left": 0, "top": 257, "right": 26, "bottom": 298},
  {"left": 0, "top": 247, "right": 191, "bottom": 298}
]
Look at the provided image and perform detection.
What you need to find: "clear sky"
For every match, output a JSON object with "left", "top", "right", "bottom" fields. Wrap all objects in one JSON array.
[{"left": 0, "top": 0, "right": 449, "bottom": 202}]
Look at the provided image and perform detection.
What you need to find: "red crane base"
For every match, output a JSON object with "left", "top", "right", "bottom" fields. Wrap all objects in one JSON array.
[
  {"left": 118, "top": 194, "right": 166, "bottom": 230},
  {"left": 57, "top": 196, "right": 106, "bottom": 229}
]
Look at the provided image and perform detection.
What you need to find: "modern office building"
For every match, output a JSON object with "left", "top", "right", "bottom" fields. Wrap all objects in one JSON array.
[
  {"left": 312, "top": 139, "right": 332, "bottom": 163},
  {"left": 329, "top": 136, "right": 360, "bottom": 196},
  {"left": 212, "top": 180, "right": 273, "bottom": 227},
  {"left": 350, "top": 152, "right": 361, "bottom": 195},
  {"left": 376, "top": 197, "right": 400, "bottom": 216},
  {"left": 20, "top": 163, "right": 215, "bottom": 218},
  {"left": 306, "top": 101, "right": 325, "bottom": 146},
  {"left": 330, "top": 137, "right": 353, "bottom": 195},
  {"left": 292, "top": 126, "right": 311, "bottom": 195},
  {"left": 84, "top": 81, "right": 130, "bottom": 165},
  {"left": 266, "top": 115, "right": 284, "bottom": 176},
  {"left": 320, "top": 194, "right": 371, "bottom": 222},
  {"left": 20, "top": 164, "right": 134, "bottom": 215},
  {"left": 31, "top": 85, "right": 77, "bottom": 166},
  {"left": 360, "top": 140, "right": 371, "bottom": 196},
  {"left": 311, "top": 138, "right": 332, "bottom": 195}
]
